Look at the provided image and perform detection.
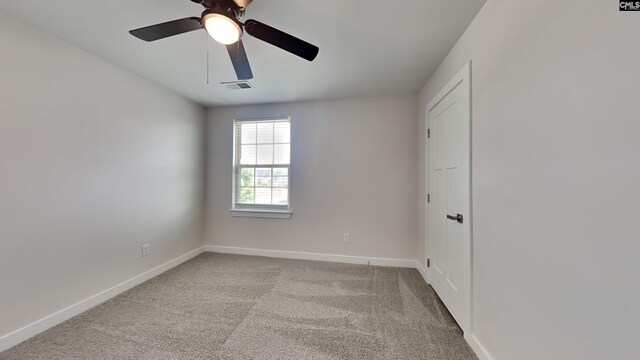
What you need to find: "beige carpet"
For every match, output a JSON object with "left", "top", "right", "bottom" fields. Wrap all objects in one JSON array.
[{"left": 0, "top": 253, "right": 477, "bottom": 360}]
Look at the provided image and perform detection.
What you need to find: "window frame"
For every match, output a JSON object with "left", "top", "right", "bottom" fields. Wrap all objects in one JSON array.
[{"left": 230, "top": 117, "right": 292, "bottom": 219}]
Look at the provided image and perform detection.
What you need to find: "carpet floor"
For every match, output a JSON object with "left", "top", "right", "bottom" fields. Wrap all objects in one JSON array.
[{"left": 0, "top": 253, "right": 477, "bottom": 360}]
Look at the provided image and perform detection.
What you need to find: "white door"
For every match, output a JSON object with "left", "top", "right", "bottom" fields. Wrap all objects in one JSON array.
[{"left": 426, "top": 63, "right": 471, "bottom": 332}]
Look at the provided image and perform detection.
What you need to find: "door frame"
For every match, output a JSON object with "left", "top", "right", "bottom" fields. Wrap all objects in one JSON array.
[{"left": 425, "top": 61, "right": 472, "bottom": 334}]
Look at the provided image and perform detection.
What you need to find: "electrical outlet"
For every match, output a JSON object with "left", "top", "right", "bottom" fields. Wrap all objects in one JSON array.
[
  {"left": 343, "top": 233, "right": 351, "bottom": 243},
  {"left": 142, "top": 244, "right": 151, "bottom": 257}
]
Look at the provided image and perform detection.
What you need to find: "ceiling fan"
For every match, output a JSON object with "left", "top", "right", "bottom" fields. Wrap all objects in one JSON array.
[{"left": 129, "top": 0, "right": 319, "bottom": 81}]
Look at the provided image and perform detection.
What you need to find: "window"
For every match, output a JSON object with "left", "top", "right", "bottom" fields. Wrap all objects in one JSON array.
[{"left": 232, "top": 118, "right": 291, "bottom": 218}]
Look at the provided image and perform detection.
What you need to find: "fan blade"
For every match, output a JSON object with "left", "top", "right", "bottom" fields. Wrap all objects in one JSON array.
[
  {"left": 244, "top": 19, "right": 319, "bottom": 61},
  {"left": 226, "top": 40, "right": 254, "bottom": 80},
  {"left": 233, "top": 0, "right": 253, "bottom": 8},
  {"left": 129, "top": 17, "right": 202, "bottom": 42}
]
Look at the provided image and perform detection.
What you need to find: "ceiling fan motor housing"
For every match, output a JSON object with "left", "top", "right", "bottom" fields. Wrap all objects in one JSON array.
[{"left": 192, "top": 0, "right": 245, "bottom": 13}]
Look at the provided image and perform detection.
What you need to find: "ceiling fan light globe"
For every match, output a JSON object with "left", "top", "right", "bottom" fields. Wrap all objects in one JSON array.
[{"left": 203, "top": 13, "right": 242, "bottom": 45}]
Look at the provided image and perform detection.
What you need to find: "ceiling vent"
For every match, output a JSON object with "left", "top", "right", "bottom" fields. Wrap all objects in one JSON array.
[{"left": 222, "top": 81, "right": 253, "bottom": 90}]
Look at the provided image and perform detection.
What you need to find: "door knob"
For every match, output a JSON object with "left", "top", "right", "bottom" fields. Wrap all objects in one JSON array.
[{"left": 447, "top": 214, "right": 463, "bottom": 224}]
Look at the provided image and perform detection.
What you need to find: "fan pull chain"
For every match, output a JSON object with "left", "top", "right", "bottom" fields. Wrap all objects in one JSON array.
[{"left": 205, "top": 31, "right": 213, "bottom": 85}]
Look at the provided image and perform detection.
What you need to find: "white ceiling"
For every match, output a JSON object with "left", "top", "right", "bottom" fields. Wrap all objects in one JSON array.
[{"left": 0, "top": 0, "right": 486, "bottom": 106}]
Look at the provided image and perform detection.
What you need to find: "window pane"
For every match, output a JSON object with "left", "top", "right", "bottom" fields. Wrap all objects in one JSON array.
[
  {"left": 240, "top": 123, "right": 257, "bottom": 144},
  {"left": 257, "top": 144, "right": 274, "bottom": 165},
  {"left": 256, "top": 168, "right": 272, "bottom": 187},
  {"left": 273, "top": 144, "right": 290, "bottom": 164},
  {"left": 239, "top": 187, "right": 254, "bottom": 203},
  {"left": 240, "top": 145, "right": 256, "bottom": 165},
  {"left": 273, "top": 175, "right": 288, "bottom": 188},
  {"left": 274, "top": 122, "right": 290, "bottom": 143},
  {"left": 255, "top": 188, "right": 272, "bottom": 204},
  {"left": 257, "top": 122, "right": 273, "bottom": 144},
  {"left": 273, "top": 168, "right": 288, "bottom": 177},
  {"left": 240, "top": 168, "right": 254, "bottom": 187},
  {"left": 273, "top": 188, "right": 288, "bottom": 205}
]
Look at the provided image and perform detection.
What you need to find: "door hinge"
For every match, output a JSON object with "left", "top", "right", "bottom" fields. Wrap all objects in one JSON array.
[
  {"left": 427, "top": 194, "right": 431, "bottom": 203},
  {"left": 427, "top": 259, "right": 430, "bottom": 268},
  {"left": 427, "top": 129, "right": 431, "bottom": 138}
]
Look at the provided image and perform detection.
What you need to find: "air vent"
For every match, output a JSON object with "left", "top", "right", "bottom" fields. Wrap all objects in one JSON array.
[{"left": 222, "top": 81, "right": 254, "bottom": 90}]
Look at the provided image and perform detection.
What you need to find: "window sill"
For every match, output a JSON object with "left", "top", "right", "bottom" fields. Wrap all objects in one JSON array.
[{"left": 230, "top": 209, "right": 292, "bottom": 219}]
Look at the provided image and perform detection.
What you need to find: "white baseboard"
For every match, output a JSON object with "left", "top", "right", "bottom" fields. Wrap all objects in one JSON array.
[
  {"left": 415, "top": 261, "right": 430, "bottom": 284},
  {"left": 0, "top": 246, "right": 205, "bottom": 353},
  {"left": 465, "top": 333, "right": 495, "bottom": 360},
  {"left": 205, "top": 245, "right": 416, "bottom": 268}
]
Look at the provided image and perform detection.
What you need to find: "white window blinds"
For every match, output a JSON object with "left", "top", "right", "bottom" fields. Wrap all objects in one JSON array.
[{"left": 233, "top": 118, "right": 291, "bottom": 210}]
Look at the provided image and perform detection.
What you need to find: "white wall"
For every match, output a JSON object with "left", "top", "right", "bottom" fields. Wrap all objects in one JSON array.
[
  {"left": 418, "top": 1, "right": 640, "bottom": 359},
  {"left": 206, "top": 95, "right": 418, "bottom": 261},
  {"left": 0, "top": 12, "right": 205, "bottom": 338}
]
